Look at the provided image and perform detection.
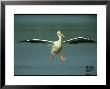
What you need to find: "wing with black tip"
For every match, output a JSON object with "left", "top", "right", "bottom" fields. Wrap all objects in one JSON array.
[
  {"left": 63, "top": 37, "right": 96, "bottom": 44},
  {"left": 19, "top": 39, "right": 53, "bottom": 44}
]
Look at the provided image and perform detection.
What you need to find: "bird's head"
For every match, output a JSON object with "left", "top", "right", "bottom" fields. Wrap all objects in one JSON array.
[{"left": 57, "top": 31, "right": 65, "bottom": 38}]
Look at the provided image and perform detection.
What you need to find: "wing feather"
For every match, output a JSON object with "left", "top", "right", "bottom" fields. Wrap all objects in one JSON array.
[
  {"left": 63, "top": 37, "right": 96, "bottom": 44},
  {"left": 19, "top": 39, "right": 53, "bottom": 44}
]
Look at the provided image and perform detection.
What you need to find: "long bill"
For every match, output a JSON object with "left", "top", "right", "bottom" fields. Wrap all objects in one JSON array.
[{"left": 59, "top": 32, "right": 65, "bottom": 38}]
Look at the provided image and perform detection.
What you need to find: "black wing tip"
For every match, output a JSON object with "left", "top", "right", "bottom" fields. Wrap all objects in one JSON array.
[{"left": 18, "top": 40, "right": 29, "bottom": 43}]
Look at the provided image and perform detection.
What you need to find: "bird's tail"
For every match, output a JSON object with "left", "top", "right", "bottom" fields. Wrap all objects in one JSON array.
[{"left": 49, "top": 52, "right": 56, "bottom": 61}]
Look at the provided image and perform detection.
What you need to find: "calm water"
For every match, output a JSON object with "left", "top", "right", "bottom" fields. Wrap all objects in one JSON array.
[{"left": 14, "top": 15, "right": 97, "bottom": 75}]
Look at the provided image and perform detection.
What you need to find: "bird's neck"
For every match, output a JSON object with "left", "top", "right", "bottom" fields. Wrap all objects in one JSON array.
[{"left": 58, "top": 35, "right": 62, "bottom": 42}]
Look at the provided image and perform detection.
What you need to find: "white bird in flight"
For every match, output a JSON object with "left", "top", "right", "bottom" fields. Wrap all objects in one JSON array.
[{"left": 19, "top": 31, "right": 96, "bottom": 61}]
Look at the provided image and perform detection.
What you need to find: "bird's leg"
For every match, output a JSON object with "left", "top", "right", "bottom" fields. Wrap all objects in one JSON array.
[
  {"left": 60, "top": 54, "right": 65, "bottom": 61},
  {"left": 48, "top": 52, "right": 56, "bottom": 61},
  {"left": 60, "top": 50, "right": 65, "bottom": 61}
]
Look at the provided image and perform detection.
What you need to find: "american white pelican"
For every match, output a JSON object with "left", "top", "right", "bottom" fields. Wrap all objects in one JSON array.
[{"left": 19, "top": 31, "right": 96, "bottom": 61}]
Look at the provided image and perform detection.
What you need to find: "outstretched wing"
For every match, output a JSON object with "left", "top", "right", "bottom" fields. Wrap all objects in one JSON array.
[
  {"left": 19, "top": 39, "right": 53, "bottom": 44},
  {"left": 63, "top": 37, "right": 96, "bottom": 44}
]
